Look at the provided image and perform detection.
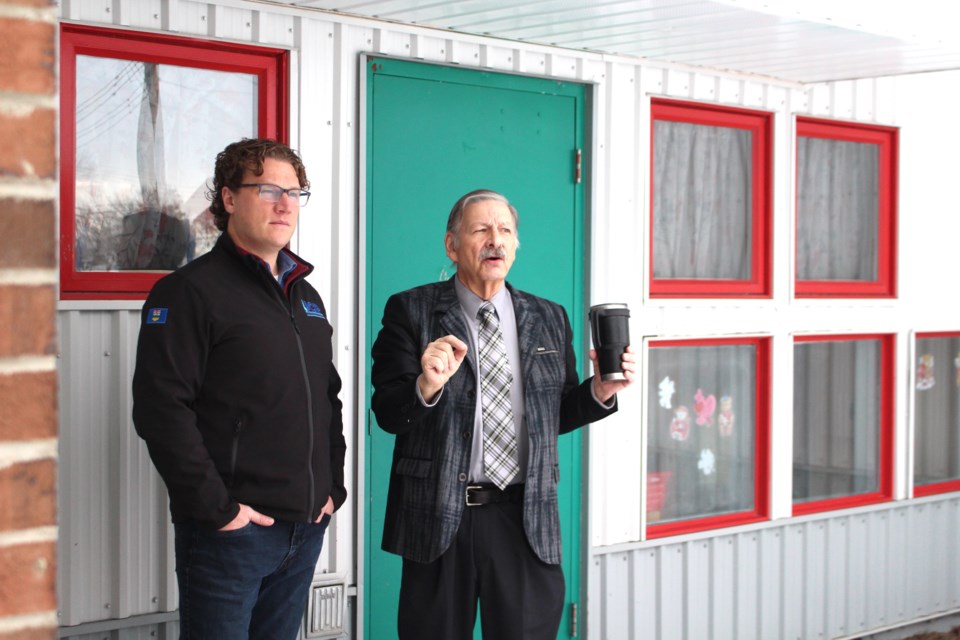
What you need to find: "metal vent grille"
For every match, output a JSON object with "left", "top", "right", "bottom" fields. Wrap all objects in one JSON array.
[{"left": 306, "top": 581, "right": 346, "bottom": 638}]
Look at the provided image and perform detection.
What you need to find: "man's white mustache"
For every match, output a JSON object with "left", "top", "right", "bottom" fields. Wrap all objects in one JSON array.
[{"left": 479, "top": 247, "right": 506, "bottom": 260}]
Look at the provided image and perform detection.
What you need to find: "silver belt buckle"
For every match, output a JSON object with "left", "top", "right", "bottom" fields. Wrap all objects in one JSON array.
[{"left": 465, "top": 484, "right": 484, "bottom": 507}]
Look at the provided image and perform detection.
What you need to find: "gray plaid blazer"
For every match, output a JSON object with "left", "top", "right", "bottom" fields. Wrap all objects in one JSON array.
[{"left": 371, "top": 278, "right": 616, "bottom": 564}]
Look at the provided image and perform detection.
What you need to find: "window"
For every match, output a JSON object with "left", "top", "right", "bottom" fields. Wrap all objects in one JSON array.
[
  {"left": 913, "top": 332, "right": 960, "bottom": 496},
  {"left": 650, "top": 100, "right": 772, "bottom": 297},
  {"left": 793, "top": 335, "right": 895, "bottom": 514},
  {"left": 646, "top": 337, "right": 771, "bottom": 537},
  {"left": 60, "top": 24, "right": 289, "bottom": 299},
  {"left": 795, "top": 118, "right": 898, "bottom": 298}
]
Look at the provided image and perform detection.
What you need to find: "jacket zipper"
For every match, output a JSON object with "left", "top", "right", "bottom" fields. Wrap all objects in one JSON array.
[
  {"left": 229, "top": 417, "right": 243, "bottom": 487},
  {"left": 269, "top": 278, "right": 317, "bottom": 521}
]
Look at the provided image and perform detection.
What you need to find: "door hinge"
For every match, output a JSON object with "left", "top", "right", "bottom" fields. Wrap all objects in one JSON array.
[
  {"left": 569, "top": 602, "right": 578, "bottom": 637},
  {"left": 574, "top": 149, "right": 582, "bottom": 184}
]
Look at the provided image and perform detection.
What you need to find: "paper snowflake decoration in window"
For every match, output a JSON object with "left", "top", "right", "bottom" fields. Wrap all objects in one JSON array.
[
  {"left": 658, "top": 376, "right": 675, "bottom": 409},
  {"left": 698, "top": 448, "right": 716, "bottom": 476}
]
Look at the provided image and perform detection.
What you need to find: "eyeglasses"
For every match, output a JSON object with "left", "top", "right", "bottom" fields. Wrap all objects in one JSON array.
[{"left": 238, "top": 183, "right": 311, "bottom": 206}]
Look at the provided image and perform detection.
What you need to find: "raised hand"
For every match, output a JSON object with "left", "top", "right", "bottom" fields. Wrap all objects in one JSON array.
[{"left": 418, "top": 335, "right": 469, "bottom": 402}]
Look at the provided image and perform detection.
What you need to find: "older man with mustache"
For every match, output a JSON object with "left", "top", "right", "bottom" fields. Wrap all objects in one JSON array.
[{"left": 371, "top": 189, "right": 636, "bottom": 639}]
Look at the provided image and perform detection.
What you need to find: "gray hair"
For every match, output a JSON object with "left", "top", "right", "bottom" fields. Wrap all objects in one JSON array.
[{"left": 446, "top": 189, "right": 520, "bottom": 249}]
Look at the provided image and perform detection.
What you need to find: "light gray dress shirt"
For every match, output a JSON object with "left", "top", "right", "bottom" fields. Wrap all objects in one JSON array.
[{"left": 415, "top": 277, "right": 528, "bottom": 485}]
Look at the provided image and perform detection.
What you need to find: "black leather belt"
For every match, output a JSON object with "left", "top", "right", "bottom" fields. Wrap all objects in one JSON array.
[{"left": 465, "top": 483, "right": 525, "bottom": 507}]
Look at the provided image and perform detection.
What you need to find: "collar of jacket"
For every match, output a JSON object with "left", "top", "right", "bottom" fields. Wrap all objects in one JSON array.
[
  {"left": 214, "top": 233, "right": 314, "bottom": 292},
  {"left": 435, "top": 275, "right": 542, "bottom": 383}
]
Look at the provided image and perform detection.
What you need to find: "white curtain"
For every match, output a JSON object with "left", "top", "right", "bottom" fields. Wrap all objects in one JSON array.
[
  {"left": 652, "top": 120, "right": 752, "bottom": 280},
  {"left": 914, "top": 336, "right": 960, "bottom": 486},
  {"left": 793, "top": 339, "right": 880, "bottom": 502},
  {"left": 796, "top": 137, "right": 879, "bottom": 281},
  {"left": 646, "top": 344, "right": 757, "bottom": 524}
]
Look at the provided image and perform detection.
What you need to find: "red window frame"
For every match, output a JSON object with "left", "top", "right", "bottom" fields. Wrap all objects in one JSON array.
[
  {"left": 794, "top": 118, "right": 898, "bottom": 298},
  {"left": 649, "top": 99, "right": 773, "bottom": 298},
  {"left": 646, "top": 336, "right": 771, "bottom": 539},
  {"left": 60, "top": 24, "right": 289, "bottom": 300},
  {"left": 792, "top": 334, "right": 895, "bottom": 516},
  {"left": 913, "top": 331, "right": 960, "bottom": 497}
]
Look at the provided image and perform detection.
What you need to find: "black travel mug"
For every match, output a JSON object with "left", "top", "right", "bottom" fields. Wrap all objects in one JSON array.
[{"left": 589, "top": 303, "right": 630, "bottom": 381}]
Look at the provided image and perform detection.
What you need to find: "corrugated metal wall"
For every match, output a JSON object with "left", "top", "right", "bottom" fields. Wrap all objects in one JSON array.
[
  {"left": 589, "top": 497, "right": 960, "bottom": 640},
  {"left": 57, "top": 308, "right": 173, "bottom": 627},
  {"left": 56, "top": 1, "right": 960, "bottom": 638}
]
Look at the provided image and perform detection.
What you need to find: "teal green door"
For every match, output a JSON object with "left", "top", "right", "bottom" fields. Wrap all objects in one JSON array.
[{"left": 365, "top": 58, "right": 587, "bottom": 639}]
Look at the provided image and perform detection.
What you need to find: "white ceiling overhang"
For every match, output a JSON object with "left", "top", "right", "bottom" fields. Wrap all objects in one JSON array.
[{"left": 287, "top": 0, "right": 960, "bottom": 83}]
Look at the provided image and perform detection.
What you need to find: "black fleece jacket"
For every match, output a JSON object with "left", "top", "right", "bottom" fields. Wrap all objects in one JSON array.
[{"left": 132, "top": 233, "right": 347, "bottom": 530}]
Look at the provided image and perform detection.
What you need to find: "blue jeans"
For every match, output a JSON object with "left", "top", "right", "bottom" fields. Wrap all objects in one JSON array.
[{"left": 174, "top": 516, "right": 330, "bottom": 640}]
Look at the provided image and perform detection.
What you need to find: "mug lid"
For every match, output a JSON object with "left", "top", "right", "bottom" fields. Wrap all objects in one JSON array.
[{"left": 590, "top": 303, "right": 629, "bottom": 311}]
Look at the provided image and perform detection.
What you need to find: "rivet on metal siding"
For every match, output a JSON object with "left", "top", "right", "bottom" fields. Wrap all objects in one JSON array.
[{"left": 104, "top": 351, "right": 111, "bottom": 357}]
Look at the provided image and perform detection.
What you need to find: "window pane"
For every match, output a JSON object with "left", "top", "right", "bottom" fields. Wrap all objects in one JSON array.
[
  {"left": 796, "top": 137, "right": 879, "bottom": 281},
  {"left": 647, "top": 344, "right": 757, "bottom": 524},
  {"left": 793, "top": 339, "right": 881, "bottom": 502},
  {"left": 653, "top": 120, "right": 753, "bottom": 280},
  {"left": 74, "top": 56, "right": 257, "bottom": 271},
  {"left": 914, "top": 335, "right": 960, "bottom": 487}
]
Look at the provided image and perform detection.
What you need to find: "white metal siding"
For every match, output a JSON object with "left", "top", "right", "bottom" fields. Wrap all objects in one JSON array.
[
  {"left": 56, "top": 1, "right": 960, "bottom": 638},
  {"left": 589, "top": 498, "right": 960, "bottom": 639}
]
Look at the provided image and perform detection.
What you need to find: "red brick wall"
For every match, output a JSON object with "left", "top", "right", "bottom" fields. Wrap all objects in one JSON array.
[{"left": 0, "top": 1, "right": 58, "bottom": 638}]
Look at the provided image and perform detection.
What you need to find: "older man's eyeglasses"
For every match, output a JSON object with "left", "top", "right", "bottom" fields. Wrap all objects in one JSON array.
[{"left": 239, "top": 183, "right": 311, "bottom": 206}]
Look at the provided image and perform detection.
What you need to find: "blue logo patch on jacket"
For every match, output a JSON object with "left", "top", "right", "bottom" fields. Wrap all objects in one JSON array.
[
  {"left": 301, "top": 300, "right": 326, "bottom": 319},
  {"left": 146, "top": 308, "right": 168, "bottom": 324}
]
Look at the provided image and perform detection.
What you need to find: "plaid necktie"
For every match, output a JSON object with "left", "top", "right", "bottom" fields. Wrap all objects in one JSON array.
[{"left": 477, "top": 302, "right": 519, "bottom": 489}]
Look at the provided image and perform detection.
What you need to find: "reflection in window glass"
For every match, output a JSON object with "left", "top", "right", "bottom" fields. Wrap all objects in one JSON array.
[
  {"left": 653, "top": 120, "right": 752, "bottom": 280},
  {"left": 796, "top": 137, "right": 879, "bottom": 282},
  {"left": 914, "top": 334, "right": 960, "bottom": 489},
  {"left": 74, "top": 56, "right": 257, "bottom": 271},
  {"left": 647, "top": 343, "right": 757, "bottom": 524},
  {"left": 793, "top": 339, "right": 881, "bottom": 503}
]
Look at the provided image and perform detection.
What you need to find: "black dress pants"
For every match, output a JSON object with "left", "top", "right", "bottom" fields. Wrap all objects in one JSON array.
[{"left": 398, "top": 499, "right": 565, "bottom": 640}]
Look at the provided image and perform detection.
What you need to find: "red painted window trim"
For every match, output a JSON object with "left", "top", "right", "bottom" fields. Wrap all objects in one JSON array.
[
  {"left": 649, "top": 99, "right": 773, "bottom": 298},
  {"left": 913, "top": 331, "right": 960, "bottom": 497},
  {"left": 792, "top": 334, "right": 895, "bottom": 516},
  {"left": 795, "top": 117, "right": 899, "bottom": 298},
  {"left": 59, "top": 24, "right": 289, "bottom": 300},
  {"left": 646, "top": 336, "right": 771, "bottom": 539}
]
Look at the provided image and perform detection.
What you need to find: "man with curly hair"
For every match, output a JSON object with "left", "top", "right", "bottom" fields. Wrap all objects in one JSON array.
[{"left": 132, "top": 138, "right": 346, "bottom": 639}]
